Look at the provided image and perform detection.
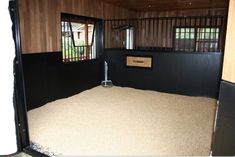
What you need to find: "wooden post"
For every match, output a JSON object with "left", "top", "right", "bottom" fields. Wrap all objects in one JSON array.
[
  {"left": 85, "top": 21, "right": 89, "bottom": 59},
  {"left": 222, "top": 0, "right": 235, "bottom": 83}
]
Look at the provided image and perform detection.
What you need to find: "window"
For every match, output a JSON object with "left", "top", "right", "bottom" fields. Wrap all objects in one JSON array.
[
  {"left": 196, "top": 28, "right": 220, "bottom": 52},
  {"left": 61, "top": 14, "right": 102, "bottom": 62},
  {"left": 175, "top": 28, "right": 195, "bottom": 51},
  {"left": 174, "top": 27, "right": 220, "bottom": 52}
]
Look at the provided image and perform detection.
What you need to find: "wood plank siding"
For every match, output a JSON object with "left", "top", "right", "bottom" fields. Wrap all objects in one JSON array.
[
  {"left": 19, "top": 0, "right": 135, "bottom": 53},
  {"left": 104, "top": 8, "right": 227, "bottom": 49},
  {"left": 19, "top": 0, "right": 227, "bottom": 54}
]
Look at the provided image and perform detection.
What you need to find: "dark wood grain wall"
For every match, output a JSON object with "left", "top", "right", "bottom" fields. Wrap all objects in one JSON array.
[
  {"left": 137, "top": 8, "right": 227, "bottom": 18},
  {"left": 19, "top": 0, "right": 135, "bottom": 54},
  {"left": 104, "top": 8, "right": 227, "bottom": 49},
  {"left": 136, "top": 9, "right": 227, "bottom": 50},
  {"left": 19, "top": 0, "right": 227, "bottom": 53},
  {"left": 137, "top": 8, "right": 227, "bottom": 50}
]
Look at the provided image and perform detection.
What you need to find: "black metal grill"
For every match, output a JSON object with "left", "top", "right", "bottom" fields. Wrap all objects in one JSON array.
[{"left": 104, "top": 15, "right": 226, "bottom": 52}]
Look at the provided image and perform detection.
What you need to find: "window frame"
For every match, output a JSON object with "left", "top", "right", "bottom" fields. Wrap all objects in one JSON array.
[
  {"left": 61, "top": 13, "right": 103, "bottom": 63},
  {"left": 173, "top": 26, "right": 221, "bottom": 52}
]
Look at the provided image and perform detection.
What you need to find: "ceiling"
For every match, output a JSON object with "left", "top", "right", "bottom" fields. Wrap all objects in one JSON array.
[{"left": 102, "top": 0, "right": 229, "bottom": 11}]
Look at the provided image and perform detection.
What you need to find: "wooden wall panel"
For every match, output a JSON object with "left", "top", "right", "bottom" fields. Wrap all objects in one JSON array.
[
  {"left": 222, "top": 0, "right": 235, "bottom": 83},
  {"left": 19, "top": 0, "right": 227, "bottom": 54},
  {"left": 135, "top": 9, "right": 227, "bottom": 49},
  {"left": 136, "top": 8, "right": 227, "bottom": 18},
  {"left": 104, "top": 8, "right": 227, "bottom": 49},
  {"left": 19, "top": 0, "right": 135, "bottom": 53}
]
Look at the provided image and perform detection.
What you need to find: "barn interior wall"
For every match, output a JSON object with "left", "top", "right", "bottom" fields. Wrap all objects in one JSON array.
[
  {"left": 18, "top": 0, "right": 228, "bottom": 109},
  {"left": 19, "top": 0, "right": 227, "bottom": 53},
  {"left": 138, "top": 9, "right": 227, "bottom": 49},
  {"left": 137, "top": 8, "right": 227, "bottom": 18},
  {"left": 104, "top": 49, "right": 223, "bottom": 98},
  {"left": 17, "top": 1, "right": 235, "bottom": 155},
  {"left": 104, "top": 8, "right": 227, "bottom": 49},
  {"left": 19, "top": 0, "right": 135, "bottom": 54}
]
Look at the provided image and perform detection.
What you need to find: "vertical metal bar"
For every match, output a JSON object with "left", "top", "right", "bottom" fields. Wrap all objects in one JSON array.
[
  {"left": 110, "top": 20, "right": 112, "bottom": 48},
  {"left": 172, "top": 18, "right": 175, "bottom": 51},
  {"left": 110, "top": 20, "right": 112, "bottom": 49},
  {"left": 170, "top": 17, "right": 173, "bottom": 51},
  {"left": 82, "top": 46, "right": 84, "bottom": 60},
  {"left": 71, "top": 22, "right": 74, "bottom": 61},
  {"left": 103, "top": 20, "right": 106, "bottom": 49},
  {"left": 68, "top": 19, "right": 76, "bottom": 61},
  {"left": 69, "top": 22, "right": 73, "bottom": 61},
  {"left": 141, "top": 19, "right": 144, "bottom": 50},
  {"left": 105, "top": 20, "right": 108, "bottom": 49},
  {"left": 118, "top": 19, "right": 121, "bottom": 48},
  {"left": 90, "top": 45, "right": 92, "bottom": 59},
  {"left": 75, "top": 47, "right": 78, "bottom": 61},
  {"left": 65, "top": 21, "right": 67, "bottom": 62},
  {"left": 105, "top": 20, "right": 108, "bottom": 50},
  {"left": 148, "top": 18, "right": 151, "bottom": 50},
  {"left": 10, "top": 0, "right": 30, "bottom": 149},
  {"left": 67, "top": 21, "right": 70, "bottom": 62},
  {"left": 114, "top": 20, "right": 117, "bottom": 48},
  {"left": 161, "top": 18, "right": 164, "bottom": 50},
  {"left": 209, "top": 16, "right": 212, "bottom": 52},
  {"left": 135, "top": 19, "right": 138, "bottom": 49},
  {"left": 144, "top": 19, "right": 147, "bottom": 50},
  {"left": 64, "top": 21, "right": 66, "bottom": 61},
  {"left": 198, "top": 16, "right": 202, "bottom": 52},
  {"left": 79, "top": 46, "right": 81, "bottom": 60},
  {"left": 62, "top": 21, "right": 65, "bottom": 62},
  {"left": 217, "top": 16, "right": 222, "bottom": 52},
  {"left": 110, "top": 20, "right": 113, "bottom": 49},
  {"left": 188, "top": 17, "right": 192, "bottom": 52},
  {"left": 194, "top": 17, "right": 198, "bottom": 52},
  {"left": 183, "top": 17, "right": 186, "bottom": 51},
  {"left": 152, "top": 18, "right": 155, "bottom": 49},
  {"left": 214, "top": 17, "right": 217, "bottom": 52},
  {"left": 120, "top": 20, "right": 123, "bottom": 49},
  {"left": 129, "top": 19, "right": 131, "bottom": 50},
  {"left": 179, "top": 18, "right": 181, "bottom": 51},
  {"left": 85, "top": 22, "right": 89, "bottom": 59},
  {"left": 124, "top": 19, "right": 126, "bottom": 49},
  {"left": 139, "top": 19, "right": 142, "bottom": 49},
  {"left": 117, "top": 20, "right": 120, "bottom": 48},
  {"left": 134, "top": 19, "right": 137, "bottom": 49},
  {"left": 156, "top": 17, "right": 159, "bottom": 50},
  {"left": 217, "top": 16, "right": 220, "bottom": 52},
  {"left": 174, "top": 18, "right": 177, "bottom": 51},
  {"left": 62, "top": 21, "right": 63, "bottom": 61},
  {"left": 64, "top": 21, "right": 67, "bottom": 62},
  {"left": 165, "top": 17, "right": 169, "bottom": 51},
  {"left": 77, "top": 46, "right": 78, "bottom": 60},
  {"left": 80, "top": 46, "right": 82, "bottom": 60},
  {"left": 203, "top": 16, "right": 207, "bottom": 52},
  {"left": 81, "top": 46, "right": 83, "bottom": 60},
  {"left": 69, "top": 21, "right": 71, "bottom": 61}
]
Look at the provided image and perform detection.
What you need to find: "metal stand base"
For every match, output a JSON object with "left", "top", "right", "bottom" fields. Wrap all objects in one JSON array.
[{"left": 101, "top": 80, "right": 113, "bottom": 87}]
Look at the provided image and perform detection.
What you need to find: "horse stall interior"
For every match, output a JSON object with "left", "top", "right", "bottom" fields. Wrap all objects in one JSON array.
[{"left": 15, "top": 0, "right": 235, "bottom": 156}]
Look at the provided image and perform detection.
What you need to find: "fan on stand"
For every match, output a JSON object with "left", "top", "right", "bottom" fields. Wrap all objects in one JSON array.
[{"left": 101, "top": 61, "right": 113, "bottom": 87}]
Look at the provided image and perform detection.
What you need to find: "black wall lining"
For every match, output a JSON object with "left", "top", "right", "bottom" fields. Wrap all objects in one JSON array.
[
  {"left": 105, "top": 49, "right": 223, "bottom": 98},
  {"left": 212, "top": 80, "right": 235, "bottom": 155},
  {"left": 22, "top": 52, "right": 102, "bottom": 111}
]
